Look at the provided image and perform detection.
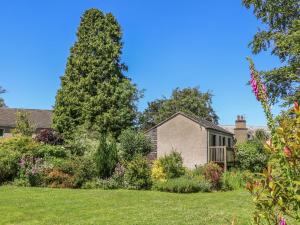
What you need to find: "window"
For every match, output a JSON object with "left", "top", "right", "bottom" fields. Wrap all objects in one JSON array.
[
  {"left": 0, "top": 129, "right": 4, "bottom": 137},
  {"left": 211, "top": 134, "right": 216, "bottom": 146},
  {"left": 228, "top": 138, "right": 231, "bottom": 148},
  {"left": 219, "top": 136, "right": 222, "bottom": 146},
  {"left": 222, "top": 137, "right": 226, "bottom": 146}
]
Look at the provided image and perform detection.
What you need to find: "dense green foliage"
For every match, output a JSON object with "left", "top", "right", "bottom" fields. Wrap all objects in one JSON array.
[
  {"left": 94, "top": 136, "right": 118, "bottom": 179},
  {"left": 235, "top": 140, "right": 269, "bottom": 172},
  {"left": 221, "top": 170, "right": 246, "bottom": 191},
  {"left": 159, "top": 151, "right": 185, "bottom": 179},
  {"left": 53, "top": 8, "right": 138, "bottom": 138},
  {"left": 124, "top": 155, "right": 152, "bottom": 190},
  {"left": 12, "top": 111, "right": 34, "bottom": 136},
  {"left": 0, "top": 86, "right": 5, "bottom": 107},
  {"left": 118, "top": 129, "right": 153, "bottom": 161},
  {"left": 139, "top": 87, "right": 219, "bottom": 130},
  {"left": 0, "top": 148, "right": 20, "bottom": 184},
  {"left": 243, "top": 0, "right": 300, "bottom": 104},
  {"left": 152, "top": 176, "right": 212, "bottom": 193}
]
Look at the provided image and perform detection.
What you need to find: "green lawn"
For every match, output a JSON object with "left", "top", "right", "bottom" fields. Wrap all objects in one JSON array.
[{"left": 0, "top": 186, "right": 253, "bottom": 225}]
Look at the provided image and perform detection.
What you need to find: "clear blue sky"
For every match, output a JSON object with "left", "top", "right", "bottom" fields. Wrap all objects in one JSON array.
[{"left": 0, "top": 0, "right": 282, "bottom": 126}]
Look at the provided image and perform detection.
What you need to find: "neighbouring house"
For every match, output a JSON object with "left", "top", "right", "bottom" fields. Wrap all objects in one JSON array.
[
  {"left": 221, "top": 115, "right": 269, "bottom": 144},
  {"left": 146, "top": 112, "right": 234, "bottom": 169},
  {"left": 0, "top": 108, "right": 52, "bottom": 138}
]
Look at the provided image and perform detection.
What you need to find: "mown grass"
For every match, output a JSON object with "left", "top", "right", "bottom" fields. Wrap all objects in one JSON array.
[{"left": 0, "top": 186, "right": 253, "bottom": 225}]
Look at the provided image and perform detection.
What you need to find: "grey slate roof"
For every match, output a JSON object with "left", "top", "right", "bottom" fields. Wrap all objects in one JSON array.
[
  {"left": 0, "top": 108, "right": 52, "bottom": 129},
  {"left": 146, "top": 111, "right": 234, "bottom": 135}
]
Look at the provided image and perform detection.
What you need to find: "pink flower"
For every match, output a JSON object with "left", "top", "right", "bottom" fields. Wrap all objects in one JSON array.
[
  {"left": 284, "top": 146, "right": 292, "bottom": 158},
  {"left": 279, "top": 217, "right": 287, "bottom": 225}
]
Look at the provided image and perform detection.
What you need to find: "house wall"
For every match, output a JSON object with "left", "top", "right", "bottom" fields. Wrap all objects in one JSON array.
[
  {"left": 0, "top": 126, "right": 47, "bottom": 138},
  {"left": 0, "top": 126, "right": 13, "bottom": 138},
  {"left": 156, "top": 114, "right": 208, "bottom": 169}
]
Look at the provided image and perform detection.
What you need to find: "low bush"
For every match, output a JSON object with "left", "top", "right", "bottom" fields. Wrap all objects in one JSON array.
[
  {"left": 159, "top": 151, "right": 185, "bottom": 179},
  {"left": 12, "top": 177, "right": 30, "bottom": 187},
  {"left": 235, "top": 140, "right": 269, "bottom": 172},
  {"left": 0, "top": 136, "right": 39, "bottom": 155},
  {"left": 35, "top": 144, "right": 68, "bottom": 158},
  {"left": 152, "top": 177, "right": 212, "bottom": 193},
  {"left": 19, "top": 155, "right": 44, "bottom": 186},
  {"left": 43, "top": 156, "right": 96, "bottom": 188},
  {"left": 202, "top": 162, "right": 223, "bottom": 189},
  {"left": 151, "top": 160, "right": 166, "bottom": 182},
  {"left": 84, "top": 178, "right": 120, "bottom": 190},
  {"left": 124, "top": 155, "right": 152, "bottom": 190},
  {"left": 43, "top": 169, "right": 75, "bottom": 188},
  {"left": 35, "top": 128, "right": 63, "bottom": 145},
  {"left": 110, "top": 162, "right": 125, "bottom": 187},
  {"left": 221, "top": 170, "right": 244, "bottom": 191},
  {"left": 0, "top": 148, "right": 20, "bottom": 184},
  {"left": 118, "top": 129, "right": 153, "bottom": 161}
]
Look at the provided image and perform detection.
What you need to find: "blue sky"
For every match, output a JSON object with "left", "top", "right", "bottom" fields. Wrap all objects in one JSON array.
[{"left": 0, "top": 0, "right": 282, "bottom": 125}]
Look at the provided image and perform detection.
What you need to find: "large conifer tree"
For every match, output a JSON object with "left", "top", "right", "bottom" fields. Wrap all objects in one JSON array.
[{"left": 53, "top": 9, "right": 138, "bottom": 138}]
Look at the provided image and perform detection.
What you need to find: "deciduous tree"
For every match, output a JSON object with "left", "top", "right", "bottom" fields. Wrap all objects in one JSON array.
[
  {"left": 243, "top": 0, "right": 300, "bottom": 105},
  {"left": 139, "top": 87, "right": 219, "bottom": 130}
]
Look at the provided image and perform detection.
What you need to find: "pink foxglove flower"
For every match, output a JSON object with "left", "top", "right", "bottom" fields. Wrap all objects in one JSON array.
[{"left": 279, "top": 217, "right": 287, "bottom": 225}]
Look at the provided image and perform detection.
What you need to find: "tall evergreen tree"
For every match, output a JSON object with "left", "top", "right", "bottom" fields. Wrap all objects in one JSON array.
[{"left": 53, "top": 9, "right": 138, "bottom": 138}]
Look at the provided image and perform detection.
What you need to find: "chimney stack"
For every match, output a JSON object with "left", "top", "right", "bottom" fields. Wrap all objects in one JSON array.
[{"left": 234, "top": 115, "right": 248, "bottom": 143}]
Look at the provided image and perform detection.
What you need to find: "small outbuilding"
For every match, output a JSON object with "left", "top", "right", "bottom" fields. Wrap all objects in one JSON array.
[{"left": 146, "top": 112, "right": 234, "bottom": 169}]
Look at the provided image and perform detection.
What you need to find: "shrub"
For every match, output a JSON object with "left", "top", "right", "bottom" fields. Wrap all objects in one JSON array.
[
  {"left": 151, "top": 160, "right": 166, "bottom": 181},
  {"left": 95, "top": 135, "right": 118, "bottom": 179},
  {"left": 64, "top": 126, "right": 99, "bottom": 156},
  {"left": 159, "top": 151, "right": 185, "bottom": 179},
  {"left": 82, "top": 178, "right": 120, "bottom": 190},
  {"left": 202, "top": 162, "right": 223, "bottom": 189},
  {"left": 118, "top": 129, "right": 153, "bottom": 161},
  {"left": 35, "top": 128, "right": 63, "bottom": 145},
  {"left": 12, "top": 177, "right": 30, "bottom": 187},
  {"left": 43, "top": 169, "right": 75, "bottom": 188},
  {"left": 111, "top": 162, "right": 125, "bottom": 187},
  {"left": 235, "top": 140, "right": 269, "bottom": 172},
  {"left": 221, "top": 170, "right": 244, "bottom": 191},
  {"left": 19, "top": 155, "right": 44, "bottom": 186},
  {"left": 152, "top": 177, "right": 212, "bottom": 193},
  {"left": 0, "top": 136, "right": 39, "bottom": 155},
  {"left": 124, "top": 155, "right": 152, "bottom": 190},
  {"left": 35, "top": 144, "right": 68, "bottom": 158},
  {"left": 0, "top": 148, "right": 20, "bottom": 184},
  {"left": 43, "top": 156, "right": 96, "bottom": 188}
]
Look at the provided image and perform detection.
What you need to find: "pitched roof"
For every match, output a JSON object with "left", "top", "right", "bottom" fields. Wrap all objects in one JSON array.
[
  {"left": 0, "top": 108, "right": 52, "bottom": 129},
  {"left": 146, "top": 111, "right": 233, "bottom": 135}
]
